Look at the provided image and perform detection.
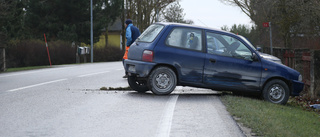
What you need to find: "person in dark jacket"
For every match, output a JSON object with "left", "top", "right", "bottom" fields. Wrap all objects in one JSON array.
[{"left": 123, "top": 19, "right": 141, "bottom": 78}]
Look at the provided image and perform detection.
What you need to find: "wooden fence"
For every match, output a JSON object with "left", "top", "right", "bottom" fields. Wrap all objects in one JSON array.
[{"left": 266, "top": 48, "right": 319, "bottom": 98}]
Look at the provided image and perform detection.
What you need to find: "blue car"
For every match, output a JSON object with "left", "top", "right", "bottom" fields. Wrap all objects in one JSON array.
[{"left": 124, "top": 22, "right": 304, "bottom": 104}]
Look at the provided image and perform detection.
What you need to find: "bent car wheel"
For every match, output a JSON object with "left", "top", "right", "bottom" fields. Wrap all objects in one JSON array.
[
  {"left": 128, "top": 76, "right": 149, "bottom": 93},
  {"left": 148, "top": 67, "right": 177, "bottom": 95},
  {"left": 262, "top": 79, "right": 289, "bottom": 105}
]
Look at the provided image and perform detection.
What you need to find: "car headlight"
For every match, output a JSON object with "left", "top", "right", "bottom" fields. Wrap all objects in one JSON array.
[{"left": 298, "top": 75, "right": 302, "bottom": 82}]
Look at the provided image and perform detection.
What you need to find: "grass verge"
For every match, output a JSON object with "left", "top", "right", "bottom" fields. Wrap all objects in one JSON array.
[
  {"left": 4, "top": 66, "right": 51, "bottom": 72},
  {"left": 220, "top": 95, "right": 320, "bottom": 137}
]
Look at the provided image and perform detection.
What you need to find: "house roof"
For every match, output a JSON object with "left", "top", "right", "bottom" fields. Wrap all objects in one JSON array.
[{"left": 108, "top": 18, "right": 122, "bottom": 31}]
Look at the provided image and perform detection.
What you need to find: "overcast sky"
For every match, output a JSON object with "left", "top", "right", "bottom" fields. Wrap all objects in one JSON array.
[{"left": 179, "top": 0, "right": 253, "bottom": 29}]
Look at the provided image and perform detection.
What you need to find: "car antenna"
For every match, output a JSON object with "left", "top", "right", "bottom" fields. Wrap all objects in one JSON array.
[{"left": 198, "top": 19, "right": 208, "bottom": 27}]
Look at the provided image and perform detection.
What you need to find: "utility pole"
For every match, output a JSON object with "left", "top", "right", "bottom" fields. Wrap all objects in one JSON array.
[
  {"left": 90, "top": 0, "right": 93, "bottom": 63},
  {"left": 263, "top": 22, "right": 273, "bottom": 55},
  {"left": 269, "top": 22, "right": 273, "bottom": 55},
  {"left": 156, "top": 8, "right": 159, "bottom": 22}
]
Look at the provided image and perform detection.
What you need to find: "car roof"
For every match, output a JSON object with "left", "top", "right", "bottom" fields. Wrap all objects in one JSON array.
[{"left": 154, "top": 22, "right": 235, "bottom": 35}]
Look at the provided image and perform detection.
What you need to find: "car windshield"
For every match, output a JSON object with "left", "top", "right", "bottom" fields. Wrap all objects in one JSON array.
[
  {"left": 238, "top": 35, "right": 256, "bottom": 50},
  {"left": 138, "top": 24, "right": 164, "bottom": 42}
]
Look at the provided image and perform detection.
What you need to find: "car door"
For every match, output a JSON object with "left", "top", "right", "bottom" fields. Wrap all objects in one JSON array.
[
  {"left": 203, "top": 31, "right": 262, "bottom": 92},
  {"left": 154, "top": 27, "right": 205, "bottom": 84}
]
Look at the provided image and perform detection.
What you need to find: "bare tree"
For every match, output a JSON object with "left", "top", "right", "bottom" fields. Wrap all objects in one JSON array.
[
  {"left": 125, "top": 0, "right": 176, "bottom": 31},
  {"left": 220, "top": 0, "right": 320, "bottom": 48},
  {"left": 160, "top": 1, "right": 194, "bottom": 24}
]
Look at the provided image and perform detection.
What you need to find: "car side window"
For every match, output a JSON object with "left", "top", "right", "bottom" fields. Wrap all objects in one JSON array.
[
  {"left": 206, "top": 32, "right": 253, "bottom": 60},
  {"left": 166, "top": 28, "right": 202, "bottom": 51}
]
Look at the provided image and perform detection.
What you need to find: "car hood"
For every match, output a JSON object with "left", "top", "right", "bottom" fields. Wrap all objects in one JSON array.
[{"left": 258, "top": 52, "right": 282, "bottom": 64}]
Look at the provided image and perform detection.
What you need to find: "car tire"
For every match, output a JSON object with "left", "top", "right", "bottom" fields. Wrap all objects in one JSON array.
[
  {"left": 128, "top": 76, "right": 149, "bottom": 93},
  {"left": 262, "top": 79, "right": 289, "bottom": 105},
  {"left": 148, "top": 67, "right": 177, "bottom": 95}
]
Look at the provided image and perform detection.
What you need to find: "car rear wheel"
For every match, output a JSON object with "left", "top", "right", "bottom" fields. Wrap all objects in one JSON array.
[
  {"left": 262, "top": 79, "right": 289, "bottom": 105},
  {"left": 128, "top": 76, "right": 149, "bottom": 93},
  {"left": 148, "top": 67, "right": 177, "bottom": 95}
]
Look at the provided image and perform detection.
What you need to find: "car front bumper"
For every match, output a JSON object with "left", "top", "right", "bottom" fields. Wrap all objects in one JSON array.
[
  {"left": 124, "top": 59, "right": 156, "bottom": 77},
  {"left": 291, "top": 80, "right": 304, "bottom": 96}
]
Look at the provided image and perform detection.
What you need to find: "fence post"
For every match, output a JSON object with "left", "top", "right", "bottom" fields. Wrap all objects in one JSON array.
[
  {"left": 315, "top": 50, "right": 320, "bottom": 97},
  {"left": 310, "top": 50, "right": 315, "bottom": 98},
  {"left": 0, "top": 47, "right": 5, "bottom": 72}
]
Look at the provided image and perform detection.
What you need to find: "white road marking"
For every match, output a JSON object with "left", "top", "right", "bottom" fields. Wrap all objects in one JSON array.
[
  {"left": 156, "top": 95, "right": 179, "bottom": 137},
  {"left": 77, "top": 71, "right": 110, "bottom": 77},
  {"left": 7, "top": 79, "right": 68, "bottom": 92},
  {"left": 0, "top": 66, "right": 77, "bottom": 78}
]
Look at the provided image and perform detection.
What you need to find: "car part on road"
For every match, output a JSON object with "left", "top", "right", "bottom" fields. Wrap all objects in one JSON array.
[{"left": 128, "top": 75, "right": 149, "bottom": 93}]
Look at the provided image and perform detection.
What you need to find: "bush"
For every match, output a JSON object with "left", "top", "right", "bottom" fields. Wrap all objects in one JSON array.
[
  {"left": 6, "top": 40, "right": 76, "bottom": 68},
  {"left": 49, "top": 40, "right": 77, "bottom": 65},
  {"left": 93, "top": 46, "right": 123, "bottom": 62},
  {"left": 6, "top": 39, "right": 123, "bottom": 68}
]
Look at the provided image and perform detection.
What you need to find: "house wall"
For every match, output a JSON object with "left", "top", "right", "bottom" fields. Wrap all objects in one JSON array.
[
  {"left": 82, "top": 31, "right": 122, "bottom": 50},
  {"left": 93, "top": 35, "right": 106, "bottom": 49},
  {"left": 108, "top": 31, "right": 121, "bottom": 48}
]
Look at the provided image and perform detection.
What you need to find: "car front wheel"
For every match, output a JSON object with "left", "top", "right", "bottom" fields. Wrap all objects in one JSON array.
[
  {"left": 148, "top": 67, "right": 177, "bottom": 95},
  {"left": 262, "top": 79, "right": 289, "bottom": 105},
  {"left": 128, "top": 75, "right": 149, "bottom": 93}
]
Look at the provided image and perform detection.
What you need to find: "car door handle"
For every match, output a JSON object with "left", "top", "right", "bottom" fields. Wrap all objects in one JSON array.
[{"left": 209, "top": 58, "right": 216, "bottom": 63}]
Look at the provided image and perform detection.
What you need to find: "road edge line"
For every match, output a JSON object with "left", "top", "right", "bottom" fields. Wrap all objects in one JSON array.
[
  {"left": 156, "top": 95, "right": 179, "bottom": 137},
  {"left": 7, "top": 79, "right": 68, "bottom": 92}
]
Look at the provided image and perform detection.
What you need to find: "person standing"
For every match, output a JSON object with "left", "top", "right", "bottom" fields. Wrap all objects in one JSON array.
[{"left": 123, "top": 19, "right": 141, "bottom": 78}]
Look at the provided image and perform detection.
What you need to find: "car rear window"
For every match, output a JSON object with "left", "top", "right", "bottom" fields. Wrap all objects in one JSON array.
[{"left": 138, "top": 24, "right": 164, "bottom": 42}]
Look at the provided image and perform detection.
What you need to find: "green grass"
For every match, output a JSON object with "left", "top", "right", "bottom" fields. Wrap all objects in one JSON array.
[
  {"left": 4, "top": 66, "right": 51, "bottom": 72},
  {"left": 220, "top": 95, "right": 320, "bottom": 137}
]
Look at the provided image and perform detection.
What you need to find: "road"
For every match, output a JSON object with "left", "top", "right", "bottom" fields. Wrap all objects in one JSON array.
[{"left": 0, "top": 62, "right": 244, "bottom": 137}]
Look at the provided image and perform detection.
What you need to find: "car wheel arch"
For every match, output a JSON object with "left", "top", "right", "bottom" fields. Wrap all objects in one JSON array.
[
  {"left": 262, "top": 77, "right": 292, "bottom": 95},
  {"left": 149, "top": 64, "right": 180, "bottom": 84}
]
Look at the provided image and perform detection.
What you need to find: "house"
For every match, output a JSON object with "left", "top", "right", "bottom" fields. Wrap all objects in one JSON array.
[
  {"left": 107, "top": 18, "right": 123, "bottom": 50},
  {"left": 82, "top": 18, "right": 124, "bottom": 50}
]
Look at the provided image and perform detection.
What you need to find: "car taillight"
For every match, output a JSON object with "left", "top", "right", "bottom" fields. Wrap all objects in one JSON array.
[{"left": 142, "top": 50, "right": 153, "bottom": 62}]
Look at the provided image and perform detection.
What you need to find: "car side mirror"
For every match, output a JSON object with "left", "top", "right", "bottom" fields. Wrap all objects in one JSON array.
[
  {"left": 256, "top": 47, "right": 262, "bottom": 52},
  {"left": 252, "top": 53, "right": 259, "bottom": 61}
]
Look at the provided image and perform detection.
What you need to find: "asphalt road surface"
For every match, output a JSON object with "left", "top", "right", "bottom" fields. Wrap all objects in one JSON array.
[{"left": 0, "top": 62, "right": 244, "bottom": 137}]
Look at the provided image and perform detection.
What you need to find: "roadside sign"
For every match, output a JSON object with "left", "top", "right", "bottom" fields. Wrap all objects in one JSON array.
[{"left": 263, "top": 22, "right": 270, "bottom": 27}]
